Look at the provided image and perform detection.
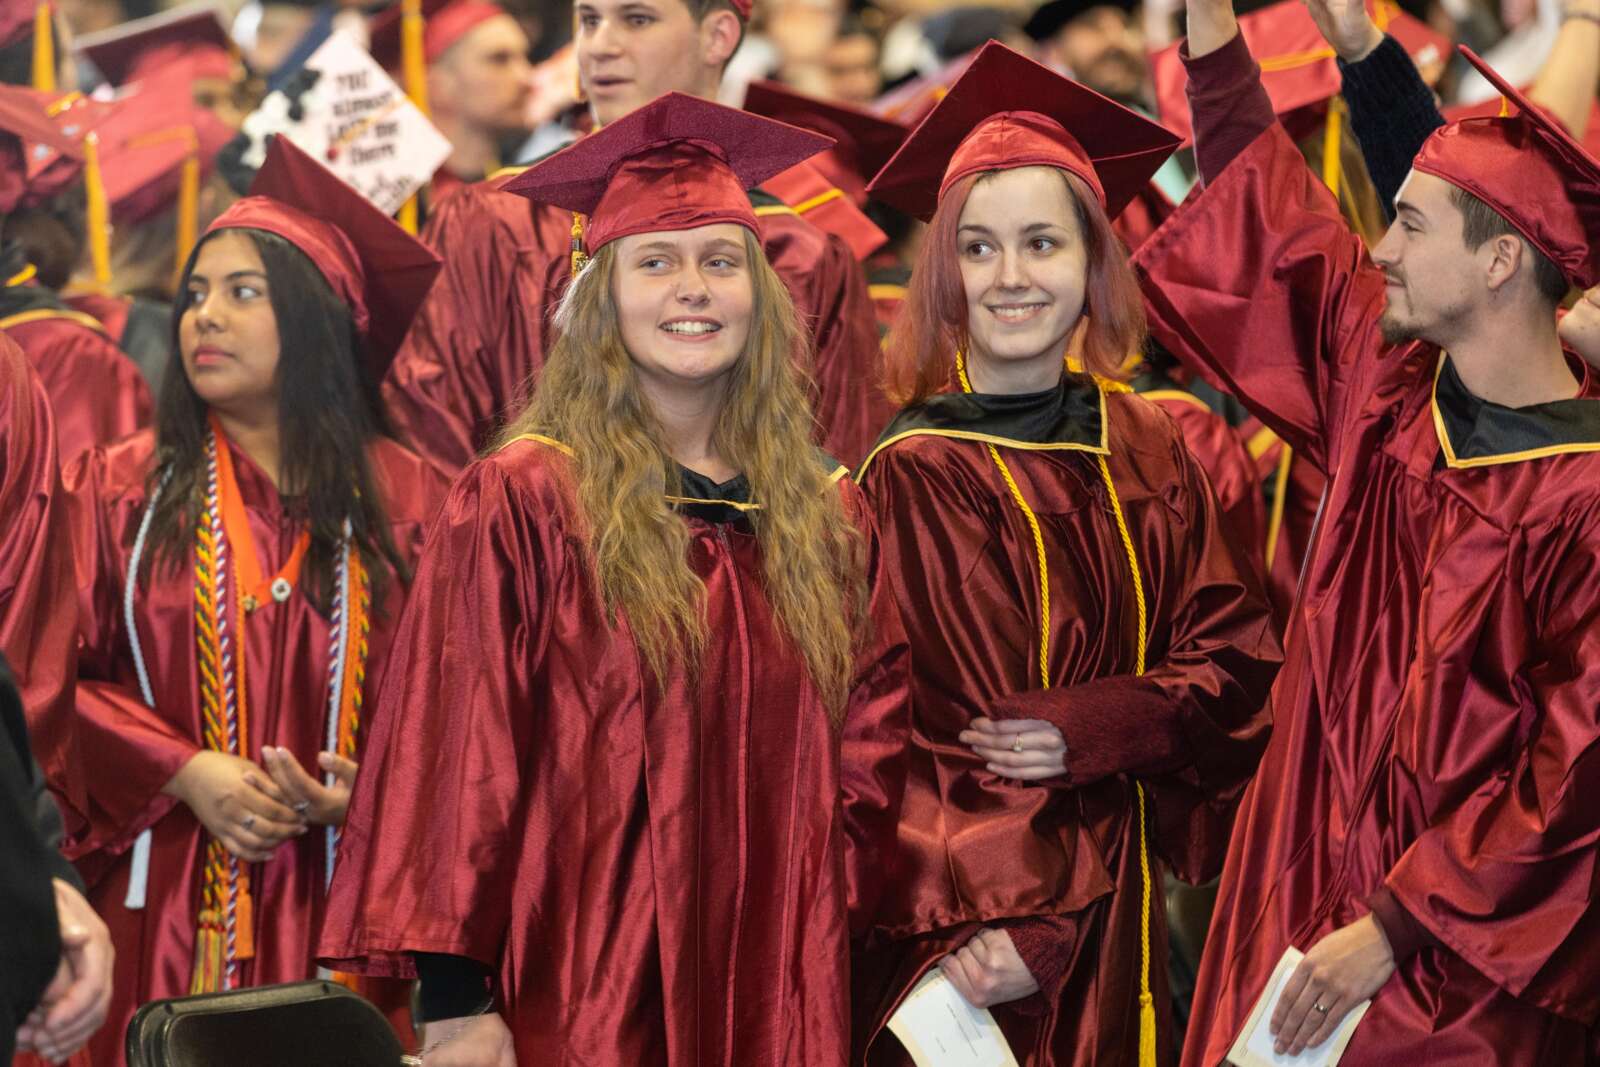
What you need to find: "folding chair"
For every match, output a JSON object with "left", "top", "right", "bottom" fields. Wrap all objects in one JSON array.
[{"left": 126, "top": 980, "right": 405, "bottom": 1067}]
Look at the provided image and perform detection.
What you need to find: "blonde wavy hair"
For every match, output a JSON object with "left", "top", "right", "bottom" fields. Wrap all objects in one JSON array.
[{"left": 497, "top": 229, "right": 867, "bottom": 715}]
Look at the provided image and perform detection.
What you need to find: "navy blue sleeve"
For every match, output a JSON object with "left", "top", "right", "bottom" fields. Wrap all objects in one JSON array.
[{"left": 1338, "top": 34, "right": 1447, "bottom": 219}]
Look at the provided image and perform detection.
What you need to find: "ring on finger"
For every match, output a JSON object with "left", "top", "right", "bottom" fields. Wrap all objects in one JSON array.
[
  {"left": 1011, "top": 736, "right": 1024, "bottom": 753},
  {"left": 293, "top": 800, "right": 311, "bottom": 814},
  {"left": 1313, "top": 1000, "right": 1330, "bottom": 1014},
  {"left": 241, "top": 813, "right": 256, "bottom": 831}
]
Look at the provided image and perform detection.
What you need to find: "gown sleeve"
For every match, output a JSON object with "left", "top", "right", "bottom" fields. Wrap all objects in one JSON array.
[
  {"left": 26, "top": 321, "right": 152, "bottom": 466},
  {"left": 319, "top": 456, "right": 552, "bottom": 976},
  {"left": 834, "top": 479, "right": 911, "bottom": 939},
  {"left": 990, "top": 429, "right": 1280, "bottom": 884},
  {"left": 1383, "top": 512, "right": 1600, "bottom": 1025},
  {"left": 58, "top": 447, "right": 195, "bottom": 863},
  {"left": 381, "top": 188, "right": 539, "bottom": 474},
  {"left": 1133, "top": 117, "right": 1401, "bottom": 480}
]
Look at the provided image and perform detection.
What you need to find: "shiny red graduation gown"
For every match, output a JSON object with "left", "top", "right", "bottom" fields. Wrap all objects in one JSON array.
[
  {"left": 852, "top": 379, "right": 1279, "bottom": 1066},
  {"left": 1134, "top": 123, "right": 1600, "bottom": 1065},
  {"left": 382, "top": 176, "right": 893, "bottom": 471},
  {"left": 1237, "top": 414, "right": 1325, "bottom": 622},
  {"left": 0, "top": 336, "right": 78, "bottom": 810},
  {"left": 319, "top": 437, "right": 911, "bottom": 1067},
  {"left": 1139, "top": 385, "right": 1266, "bottom": 557},
  {"left": 2, "top": 300, "right": 151, "bottom": 465},
  {"left": 54, "top": 429, "right": 447, "bottom": 1066}
]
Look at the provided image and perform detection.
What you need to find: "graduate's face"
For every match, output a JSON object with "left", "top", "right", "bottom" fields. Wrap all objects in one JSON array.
[
  {"left": 431, "top": 15, "right": 534, "bottom": 135},
  {"left": 178, "top": 231, "right": 282, "bottom": 418},
  {"left": 957, "top": 167, "right": 1088, "bottom": 384},
  {"left": 612, "top": 223, "right": 755, "bottom": 391},
  {"left": 1373, "top": 171, "right": 1481, "bottom": 345},
  {"left": 575, "top": 0, "right": 741, "bottom": 126}
]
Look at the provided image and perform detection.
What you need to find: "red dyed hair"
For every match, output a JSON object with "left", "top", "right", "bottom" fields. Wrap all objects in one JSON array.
[{"left": 882, "top": 168, "right": 1146, "bottom": 407}]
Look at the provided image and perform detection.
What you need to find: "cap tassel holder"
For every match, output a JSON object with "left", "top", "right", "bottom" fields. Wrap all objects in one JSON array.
[
  {"left": 570, "top": 210, "right": 587, "bottom": 277},
  {"left": 175, "top": 129, "right": 201, "bottom": 290},
  {"left": 32, "top": 2, "right": 54, "bottom": 92}
]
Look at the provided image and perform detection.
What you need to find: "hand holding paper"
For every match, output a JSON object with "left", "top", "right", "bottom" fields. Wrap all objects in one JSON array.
[
  {"left": 1226, "top": 946, "right": 1375, "bottom": 1067},
  {"left": 887, "top": 971, "right": 1020, "bottom": 1067}
]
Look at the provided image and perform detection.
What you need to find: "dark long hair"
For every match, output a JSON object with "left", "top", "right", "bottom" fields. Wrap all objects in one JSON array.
[{"left": 145, "top": 228, "right": 407, "bottom": 609}]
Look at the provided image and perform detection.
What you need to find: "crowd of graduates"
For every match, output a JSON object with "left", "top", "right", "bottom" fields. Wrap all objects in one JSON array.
[{"left": 1, "top": 0, "right": 1599, "bottom": 1064}]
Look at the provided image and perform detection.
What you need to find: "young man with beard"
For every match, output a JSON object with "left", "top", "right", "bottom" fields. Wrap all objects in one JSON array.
[
  {"left": 381, "top": 0, "right": 891, "bottom": 469},
  {"left": 1131, "top": 0, "right": 1600, "bottom": 1061}
]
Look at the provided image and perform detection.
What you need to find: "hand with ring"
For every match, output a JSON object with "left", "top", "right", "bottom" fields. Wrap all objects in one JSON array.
[
  {"left": 261, "top": 746, "right": 360, "bottom": 827},
  {"left": 958, "top": 717, "right": 1068, "bottom": 781},
  {"left": 1269, "top": 915, "right": 1397, "bottom": 1055},
  {"left": 162, "top": 751, "right": 308, "bottom": 861}
]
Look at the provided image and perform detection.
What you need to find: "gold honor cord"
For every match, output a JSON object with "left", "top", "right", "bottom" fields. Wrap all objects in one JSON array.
[{"left": 955, "top": 350, "right": 1158, "bottom": 1066}]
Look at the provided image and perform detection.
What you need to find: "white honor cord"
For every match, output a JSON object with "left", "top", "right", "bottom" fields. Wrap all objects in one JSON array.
[
  {"left": 323, "top": 521, "right": 353, "bottom": 890},
  {"left": 122, "top": 474, "right": 168, "bottom": 910}
]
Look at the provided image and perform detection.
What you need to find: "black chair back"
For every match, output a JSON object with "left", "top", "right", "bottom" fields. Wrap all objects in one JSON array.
[{"left": 126, "top": 980, "right": 405, "bottom": 1067}]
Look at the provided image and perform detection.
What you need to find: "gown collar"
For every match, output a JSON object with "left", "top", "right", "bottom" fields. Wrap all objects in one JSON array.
[
  {"left": 1431, "top": 353, "right": 1600, "bottom": 469},
  {"left": 859, "top": 371, "right": 1110, "bottom": 478}
]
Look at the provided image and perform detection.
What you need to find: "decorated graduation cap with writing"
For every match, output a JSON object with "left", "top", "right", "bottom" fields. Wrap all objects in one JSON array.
[
  {"left": 75, "top": 1, "right": 236, "bottom": 87},
  {"left": 204, "top": 135, "right": 443, "bottom": 375},
  {"left": 1411, "top": 46, "right": 1600, "bottom": 290},
  {"left": 500, "top": 92, "right": 831, "bottom": 255},
  {"left": 866, "top": 40, "right": 1181, "bottom": 223}
]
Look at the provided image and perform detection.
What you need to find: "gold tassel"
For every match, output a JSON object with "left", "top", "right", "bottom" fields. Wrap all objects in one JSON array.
[
  {"left": 570, "top": 211, "right": 588, "bottom": 277},
  {"left": 402, "top": 0, "right": 430, "bottom": 117},
  {"left": 1322, "top": 96, "right": 1345, "bottom": 201},
  {"left": 398, "top": 194, "right": 419, "bottom": 235},
  {"left": 83, "top": 133, "right": 112, "bottom": 289},
  {"left": 32, "top": 2, "right": 54, "bottom": 92},
  {"left": 173, "top": 132, "right": 200, "bottom": 290}
]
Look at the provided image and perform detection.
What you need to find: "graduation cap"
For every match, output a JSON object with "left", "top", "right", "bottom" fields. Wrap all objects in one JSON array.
[
  {"left": 1150, "top": 0, "right": 1449, "bottom": 146},
  {"left": 866, "top": 40, "right": 1180, "bottom": 222},
  {"left": 1443, "top": 93, "right": 1600, "bottom": 162},
  {"left": 874, "top": 49, "right": 976, "bottom": 128},
  {"left": 74, "top": 2, "right": 236, "bottom": 87},
  {"left": 2, "top": 1, "right": 58, "bottom": 91},
  {"left": 741, "top": 78, "right": 909, "bottom": 206},
  {"left": 501, "top": 91, "right": 831, "bottom": 254},
  {"left": 1412, "top": 46, "right": 1600, "bottom": 289},
  {"left": 759, "top": 159, "right": 887, "bottom": 260},
  {"left": 0, "top": 84, "right": 85, "bottom": 213},
  {"left": 206, "top": 135, "right": 443, "bottom": 376},
  {"left": 1023, "top": 0, "right": 1137, "bottom": 43}
]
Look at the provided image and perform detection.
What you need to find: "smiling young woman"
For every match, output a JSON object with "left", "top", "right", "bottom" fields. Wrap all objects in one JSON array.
[
  {"left": 852, "top": 43, "right": 1281, "bottom": 1067},
  {"left": 51, "top": 139, "right": 450, "bottom": 1063},
  {"left": 318, "top": 96, "right": 910, "bottom": 1067}
]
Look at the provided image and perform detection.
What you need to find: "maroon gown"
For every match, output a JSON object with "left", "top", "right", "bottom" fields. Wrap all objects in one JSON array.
[
  {"left": 382, "top": 175, "right": 894, "bottom": 471},
  {"left": 1135, "top": 115, "right": 1600, "bottom": 1065},
  {"left": 852, "top": 378, "right": 1279, "bottom": 1066},
  {"left": 0, "top": 335, "right": 78, "bottom": 803},
  {"left": 52, "top": 428, "right": 448, "bottom": 1066},
  {"left": 319, "top": 436, "right": 911, "bottom": 1067},
  {"left": 1138, "top": 383, "right": 1266, "bottom": 557}
]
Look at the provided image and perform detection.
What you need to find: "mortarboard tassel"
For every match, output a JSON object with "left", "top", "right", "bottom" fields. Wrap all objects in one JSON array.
[
  {"left": 401, "top": 0, "right": 430, "bottom": 117},
  {"left": 570, "top": 211, "right": 588, "bottom": 277},
  {"left": 398, "top": 195, "right": 419, "bottom": 235},
  {"left": 83, "top": 132, "right": 112, "bottom": 289},
  {"left": 1322, "top": 95, "right": 1345, "bottom": 201},
  {"left": 32, "top": 1, "right": 54, "bottom": 92},
  {"left": 174, "top": 130, "right": 201, "bottom": 290}
]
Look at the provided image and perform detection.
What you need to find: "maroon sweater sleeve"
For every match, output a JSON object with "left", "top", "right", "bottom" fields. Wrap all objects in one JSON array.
[
  {"left": 999, "top": 915, "right": 1077, "bottom": 1016},
  {"left": 1183, "top": 30, "right": 1278, "bottom": 186}
]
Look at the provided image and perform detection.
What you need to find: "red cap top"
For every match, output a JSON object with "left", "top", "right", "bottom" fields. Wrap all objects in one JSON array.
[
  {"left": 206, "top": 136, "right": 443, "bottom": 377},
  {"left": 0, "top": 84, "right": 88, "bottom": 213},
  {"left": 74, "top": 2, "right": 235, "bottom": 87},
  {"left": 368, "top": 0, "right": 508, "bottom": 69},
  {"left": 1443, "top": 92, "right": 1600, "bottom": 162},
  {"left": 1151, "top": 0, "right": 1450, "bottom": 145},
  {"left": 867, "top": 40, "right": 1180, "bottom": 222},
  {"left": 0, "top": 1, "right": 45, "bottom": 50},
  {"left": 760, "top": 159, "right": 886, "bottom": 260},
  {"left": 741, "top": 79, "right": 909, "bottom": 206},
  {"left": 500, "top": 92, "right": 831, "bottom": 251},
  {"left": 91, "top": 77, "right": 234, "bottom": 222},
  {"left": 1413, "top": 46, "right": 1600, "bottom": 289}
]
